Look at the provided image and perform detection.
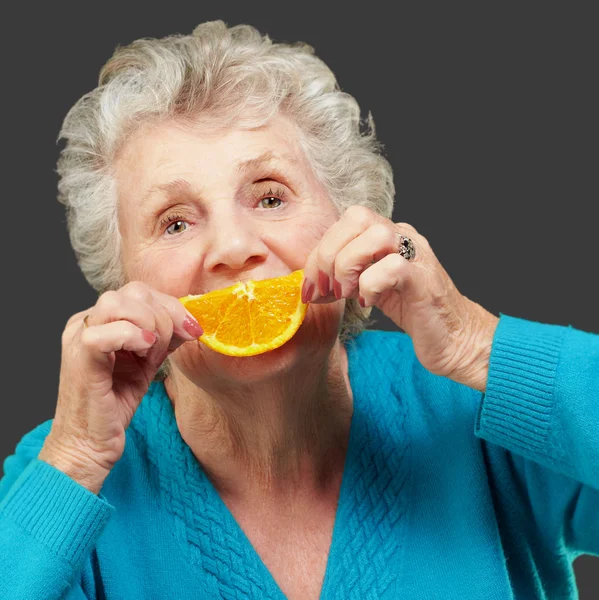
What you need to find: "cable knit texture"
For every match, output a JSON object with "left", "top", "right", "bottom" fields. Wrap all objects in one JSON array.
[
  {"left": 129, "top": 329, "right": 410, "bottom": 599},
  {"left": 1, "top": 313, "right": 598, "bottom": 599}
]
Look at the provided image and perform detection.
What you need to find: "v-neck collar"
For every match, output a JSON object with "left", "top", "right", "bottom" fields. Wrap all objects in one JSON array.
[{"left": 133, "top": 330, "right": 411, "bottom": 599}]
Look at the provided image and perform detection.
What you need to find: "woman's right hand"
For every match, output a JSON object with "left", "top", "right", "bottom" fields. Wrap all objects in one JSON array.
[{"left": 37, "top": 282, "right": 203, "bottom": 494}]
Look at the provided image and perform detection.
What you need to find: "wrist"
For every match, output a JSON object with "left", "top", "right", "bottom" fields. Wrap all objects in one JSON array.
[
  {"left": 454, "top": 301, "right": 500, "bottom": 393},
  {"left": 38, "top": 442, "right": 110, "bottom": 496}
]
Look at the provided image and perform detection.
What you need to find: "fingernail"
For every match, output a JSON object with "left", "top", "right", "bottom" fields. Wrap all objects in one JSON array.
[
  {"left": 318, "top": 270, "right": 330, "bottom": 296},
  {"left": 183, "top": 315, "right": 204, "bottom": 338},
  {"left": 333, "top": 279, "right": 343, "bottom": 300},
  {"left": 142, "top": 329, "right": 157, "bottom": 344},
  {"left": 358, "top": 295, "right": 366, "bottom": 308},
  {"left": 301, "top": 279, "right": 315, "bottom": 304}
]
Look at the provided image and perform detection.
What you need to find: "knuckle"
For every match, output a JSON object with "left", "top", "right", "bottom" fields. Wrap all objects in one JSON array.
[
  {"left": 97, "top": 290, "right": 120, "bottom": 312},
  {"left": 123, "top": 281, "right": 151, "bottom": 302},
  {"left": 345, "top": 205, "right": 373, "bottom": 226},
  {"left": 316, "top": 245, "right": 334, "bottom": 265},
  {"left": 371, "top": 222, "right": 393, "bottom": 241}
]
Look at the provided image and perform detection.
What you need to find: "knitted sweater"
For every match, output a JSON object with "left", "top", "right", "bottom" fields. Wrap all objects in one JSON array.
[{"left": 1, "top": 313, "right": 597, "bottom": 599}]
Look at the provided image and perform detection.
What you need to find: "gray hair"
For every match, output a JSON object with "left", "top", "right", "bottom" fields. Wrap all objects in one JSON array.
[{"left": 56, "top": 20, "right": 395, "bottom": 377}]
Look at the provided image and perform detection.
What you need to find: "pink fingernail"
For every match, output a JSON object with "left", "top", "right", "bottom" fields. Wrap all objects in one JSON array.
[
  {"left": 358, "top": 295, "right": 366, "bottom": 308},
  {"left": 333, "top": 279, "right": 342, "bottom": 300},
  {"left": 318, "top": 270, "right": 330, "bottom": 296},
  {"left": 183, "top": 315, "right": 204, "bottom": 338},
  {"left": 142, "top": 329, "right": 157, "bottom": 344},
  {"left": 301, "top": 279, "right": 315, "bottom": 304}
]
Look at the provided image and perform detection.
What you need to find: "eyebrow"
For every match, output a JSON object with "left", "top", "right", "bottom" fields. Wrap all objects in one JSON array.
[{"left": 140, "top": 150, "right": 299, "bottom": 205}]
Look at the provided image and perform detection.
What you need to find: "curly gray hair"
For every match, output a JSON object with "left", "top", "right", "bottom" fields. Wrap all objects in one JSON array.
[{"left": 56, "top": 20, "right": 395, "bottom": 378}]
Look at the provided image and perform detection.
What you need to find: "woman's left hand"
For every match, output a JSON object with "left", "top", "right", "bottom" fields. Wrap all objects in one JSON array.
[{"left": 301, "top": 206, "right": 499, "bottom": 392}]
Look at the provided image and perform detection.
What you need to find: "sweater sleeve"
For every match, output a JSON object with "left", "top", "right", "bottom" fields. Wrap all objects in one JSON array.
[
  {"left": 0, "top": 423, "right": 114, "bottom": 599},
  {"left": 473, "top": 312, "right": 599, "bottom": 558}
]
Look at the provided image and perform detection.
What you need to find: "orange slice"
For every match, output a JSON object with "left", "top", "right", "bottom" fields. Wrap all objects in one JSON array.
[{"left": 178, "top": 269, "right": 308, "bottom": 357}]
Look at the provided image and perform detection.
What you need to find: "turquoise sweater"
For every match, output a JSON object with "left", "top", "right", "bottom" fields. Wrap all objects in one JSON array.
[{"left": 1, "top": 313, "right": 597, "bottom": 599}]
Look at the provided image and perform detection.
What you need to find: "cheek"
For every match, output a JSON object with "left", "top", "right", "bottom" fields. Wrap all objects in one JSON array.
[
  {"left": 125, "top": 248, "right": 198, "bottom": 298},
  {"left": 283, "top": 212, "right": 337, "bottom": 261}
]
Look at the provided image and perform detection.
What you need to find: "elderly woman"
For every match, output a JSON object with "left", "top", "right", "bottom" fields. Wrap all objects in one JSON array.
[{"left": 0, "top": 20, "right": 597, "bottom": 600}]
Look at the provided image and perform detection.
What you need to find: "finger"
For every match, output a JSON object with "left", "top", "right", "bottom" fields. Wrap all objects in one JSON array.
[
  {"left": 119, "top": 281, "right": 203, "bottom": 344},
  {"left": 119, "top": 282, "right": 202, "bottom": 342},
  {"left": 143, "top": 297, "right": 175, "bottom": 365},
  {"left": 118, "top": 284, "right": 195, "bottom": 360},
  {"left": 80, "top": 320, "right": 157, "bottom": 363},
  {"left": 145, "top": 287, "right": 204, "bottom": 346},
  {"left": 87, "top": 292, "right": 159, "bottom": 334},
  {"left": 332, "top": 223, "right": 398, "bottom": 299},
  {"left": 86, "top": 290, "right": 172, "bottom": 363},
  {"left": 302, "top": 206, "right": 384, "bottom": 302},
  {"left": 357, "top": 252, "right": 421, "bottom": 308}
]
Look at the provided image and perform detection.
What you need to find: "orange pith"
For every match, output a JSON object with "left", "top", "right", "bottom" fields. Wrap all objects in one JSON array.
[{"left": 178, "top": 269, "right": 308, "bottom": 357}]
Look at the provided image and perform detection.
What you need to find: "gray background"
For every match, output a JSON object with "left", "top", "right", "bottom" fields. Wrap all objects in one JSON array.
[{"left": 1, "top": 2, "right": 597, "bottom": 596}]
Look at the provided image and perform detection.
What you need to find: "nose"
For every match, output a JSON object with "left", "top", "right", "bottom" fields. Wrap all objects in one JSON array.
[{"left": 203, "top": 206, "right": 268, "bottom": 273}]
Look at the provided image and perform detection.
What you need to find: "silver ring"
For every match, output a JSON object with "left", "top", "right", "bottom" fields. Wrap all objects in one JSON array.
[{"left": 397, "top": 233, "right": 416, "bottom": 261}]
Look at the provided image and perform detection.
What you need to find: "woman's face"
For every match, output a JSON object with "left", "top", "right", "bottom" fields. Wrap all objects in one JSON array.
[{"left": 114, "top": 113, "right": 345, "bottom": 386}]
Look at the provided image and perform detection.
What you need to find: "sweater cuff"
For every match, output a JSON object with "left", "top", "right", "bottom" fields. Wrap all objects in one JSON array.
[
  {"left": 0, "top": 458, "right": 115, "bottom": 567},
  {"left": 474, "top": 313, "right": 569, "bottom": 463}
]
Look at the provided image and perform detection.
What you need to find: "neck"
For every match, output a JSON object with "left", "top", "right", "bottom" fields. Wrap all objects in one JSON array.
[{"left": 163, "top": 340, "right": 353, "bottom": 502}]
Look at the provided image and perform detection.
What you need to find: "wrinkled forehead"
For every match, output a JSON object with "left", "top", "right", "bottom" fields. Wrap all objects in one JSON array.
[{"left": 112, "top": 113, "right": 311, "bottom": 199}]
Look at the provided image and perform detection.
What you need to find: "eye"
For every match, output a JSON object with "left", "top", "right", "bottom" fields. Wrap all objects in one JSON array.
[
  {"left": 256, "top": 185, "right": 286, "bottom": 209},
  {"left": 160, "top": 214, "right": 189, "bottom": 235},
  {"left": 260, "top": 196, "right": 282, "bottom": 209}
]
